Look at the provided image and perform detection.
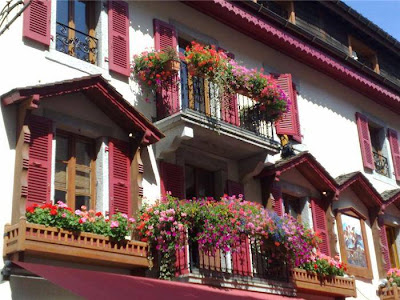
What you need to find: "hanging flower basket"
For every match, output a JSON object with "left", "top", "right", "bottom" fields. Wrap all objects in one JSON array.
[{"left": 164, "top": 59, "right": 180, "bottom": 73}]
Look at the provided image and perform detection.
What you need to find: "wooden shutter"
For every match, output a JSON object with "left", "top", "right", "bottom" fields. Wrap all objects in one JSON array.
[
  {"left": 388, "top": 128, "right": 400, "bottom": 181},
  {"left": 175, "top": 231, "right": 189, "bottom": 276},
  {"left": 108, "top": 0, "right": 130, "bottom": 76},
  {"left": 160, "top": 161, "right": 184, "bottom": 199},
  {"left": 225, "top": 180, "right": 244, "bottom": 198},
  {"left": 311, "top": 198, "right": 331, "bottom": 256},
  {"left": 27, "top": 115, "right": 53, "bottom": 207},
  {"left": 221, "top": 93, "right": 239, "bottom": 126},
  {"left": 355, "top": 112, "right": 374, "bottom": 170},
  {"left": 275, "top": 74, "right": 301, "bottom": 141},
  {"left": 109, "top": 138, "right": 131, "bottom": 215},
  {"left": 153, "top": 19, "right": 179, "bottom": 119},
  {"left": 232, "top": 234, "right": 252, "bottom": 276},
  {"left": 380, "top": 225, "right": 392, "bottom": 273},
  {"left": 271, "top": 183, "right": 283, "bottom": 216},
  {"left": 23, "top": 0, "right": 51, "bottom": 46}
]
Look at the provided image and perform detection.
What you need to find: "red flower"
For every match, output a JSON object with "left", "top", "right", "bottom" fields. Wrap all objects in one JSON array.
[
  {"left": 26, "top": 206, "right": 35, "bottom": 213},
  {"left": 274, "top": 241, "right": 280, "bottom": 247},
  {"left": 79, "top": 218, "right": 84, "bottom": 224},
  {"left": 50, "top": 209, "right": 57, "bottom": 216},
  {"left": 95, "top": 211, "right": 102, "bottom": 217},
  {"left": 314, "top": 264, "right": 318, "bottom": 270}
]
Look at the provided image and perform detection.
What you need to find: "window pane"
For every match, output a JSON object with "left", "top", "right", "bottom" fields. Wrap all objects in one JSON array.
[
  {"left": 54, "top": 190, "right": 66, "bottom": 203},
  {"left": 76, "top": 141, "right": 91, "bottom": 166},
  {"left": 56, "top": 0, "right": 69, "bottom": 25},
  {"left": 74, "top": 0, "right": 89, "bottom": 34},
  {"left": 75, "top": 166, "right": 90, "bottom": 195},
  {"left": 197, "top": 169, "right": 213, "bottom": 198},
  {"left": 76, "top": 196, "right": 90, "bottom": 210},
  {"left": 56, "top": 136, "right": 69, "bottom": 161},
  {"left": 185, "top": 165, "right": 195, "bottom": 199},
  {"left": 55, "top": 161, "right": 68, "bottom": 190}
]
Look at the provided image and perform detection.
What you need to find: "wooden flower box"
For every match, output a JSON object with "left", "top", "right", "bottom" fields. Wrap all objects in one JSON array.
[
  {"left": 291, "top": 268, "right": 357, "bottom": 298},
  {"left": 3, "top": 218, "right": 150, "bottom": 268},
  {"left": 379, "top": 284, "right": 400, "bottom": 300},
  {"left": 164, "top": 60, "right": 180, "bottom": 73}
]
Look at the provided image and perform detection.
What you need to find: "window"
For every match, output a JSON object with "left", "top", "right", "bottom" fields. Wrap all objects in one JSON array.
[
  {"left": 386, "top": 226, "right": 400, "bottom": 268},
  {"left": 348, "top": 36, "right": 379, "bottom": 73},
  {"left": 56, "top": 0, "right": 97, "bottom": 64},
  {"left": 369, "top": 124, "right": 390, "bottom": 177},
  {"left": 260, "top": 1, "right": 294, "bottom": 23},
  {"left": 335, "top": 208, "right": 373, "bottom": 279},
  {"left": 282, "top": 194, "right": 302, "bottom": 222},
  {"left": 185, "top": 165, "right": 214, "bottom": 199},
  {"left": 54, "top": 131, "right": 96, "bottom": 210}
]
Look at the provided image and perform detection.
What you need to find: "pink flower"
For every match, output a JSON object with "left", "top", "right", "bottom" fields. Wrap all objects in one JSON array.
[
  {"left": 129, "top": 217, "right": 136, "bottom": 223},
  {"left": 75, "top": 210, "right": 82, "bottom": 216},
  {"left": 61, "top": 213, "right": 67, "bottom": 218},
  {"left": 110, "top": 221, "right": 119, "bottom": 228},
  {"left": 121, "top": 213, "right": 128, "bottom": 219}
]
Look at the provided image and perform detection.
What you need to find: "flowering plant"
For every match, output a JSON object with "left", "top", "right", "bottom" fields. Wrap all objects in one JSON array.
[
  {"left": 184, "top": 41, "right": 229, "bottom": 84},
  {"left": 132, "top": 47, "right": 179, "bottom": 93},
  {"left": 26, "top": 202, "right": 136, "bottom": 242},
  {"left": 300, "top": 251, "right": 346, "bottom": 277},
  {"left": 387, "top": 268, "right": 400, "bottom": 286},
  {"left": 136, "top": 195, "right": 320, "bottom": 279}
]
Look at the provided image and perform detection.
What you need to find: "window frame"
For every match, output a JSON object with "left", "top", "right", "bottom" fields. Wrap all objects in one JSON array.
[
  {"left": 184, "top": 164, "right": 214, "bottom": 199},
  {"left": 55, "top": 130, "right": 96, "bottom": 211},
  {"left": 56, "top": 0, "right": 97, "bottom": 64},
  {"left": 335, "top": 207, "right": 373, "bottom": 279},
  {"left": 386, "top": 225, "right": 400, "bottom": 269}
]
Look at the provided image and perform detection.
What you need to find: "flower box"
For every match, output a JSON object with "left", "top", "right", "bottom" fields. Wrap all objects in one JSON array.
[
  {"left": 164, "top": 60, "right": 180, "bottom": 73},
  {"left": 379, "top": 284, "right": 400, "bottom": 300},
  {"left": 3, "top": 218, "right": 150, "bottom": 268},
  {"left": 291, "top": 268, "right": 356, "bottom": 297}
]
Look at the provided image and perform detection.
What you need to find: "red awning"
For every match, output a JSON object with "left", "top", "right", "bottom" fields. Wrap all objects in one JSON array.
[{"left": 15, "top": 262, "right": 302, "bottom": 300}]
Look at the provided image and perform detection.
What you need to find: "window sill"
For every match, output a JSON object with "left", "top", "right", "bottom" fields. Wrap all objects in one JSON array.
[
  {"left": 45, "top": 49, "right": 111, "bottom": 81},
  {"left": 372, "top": 171, "right": 397, "bottom": 186}
]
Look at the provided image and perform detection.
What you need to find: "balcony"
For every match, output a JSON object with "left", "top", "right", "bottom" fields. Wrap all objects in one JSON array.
[
  {"left": 56, "top": 22, "right": 98, "bottom": 65},
  {"left": 373, "top": 151, "right": 390, "bottom": 177},
  {"left": 379, "top": 284, "right": 400, "bottom": 300},
  {"left": 3, "top": 218, "right": 150, "bottom": 269},
  {"left": 172, "top": 233, "right": 296, "bottom": 296},
  {"left": 154, "top": 63, "right": 280, "bottom": 160}
]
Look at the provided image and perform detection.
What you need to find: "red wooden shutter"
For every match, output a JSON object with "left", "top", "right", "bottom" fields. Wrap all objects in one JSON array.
[
  {"left": 108, "top": 0, "right": 130, "bottom": 77},
  {"left": 232, "top": 233, "right": 252, "bottom": 276},
  {"left": 380, "top": 225, "right": 392, "bottom": 273},
  {"left": 225, "top": 180, "right": 245, "bottom": 198},
  {"left": 154, "top": 19, "right": 179, "bottom": 119},
  {"left": 355, "top": 112, "right": 375, "bottom": 170},
  {"left": 109, "top": 138, "right": 131, "bottom": 215},
  {"left": 221, "top": 93, "right": 239, "bottom": 126},
  {"left": 271, "top": 183, "right": 283, "bottom": 216},
  {"left": 175, "top": 231, "right": 189, "bottom": 276},
  {"left": 160, "top": 161, "right": 184, "bottom": 199},
  {"left": 27, "top": 115, "right": 53, "bottom": 207},
  {"left": 311, "top": 198, "right": 331, "bottom": 256},
  {"left": 23, "top": 0, "right": 51, "bottom": 46},
  {"left": 275, "top": 74, "right": 301, "bottom": 140},
  {"left": 388, "top": 128, "right": 400, "bottom": 181}
]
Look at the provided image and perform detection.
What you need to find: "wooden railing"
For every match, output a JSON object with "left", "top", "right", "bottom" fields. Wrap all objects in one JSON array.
[
  {"left": 3, "top": 218, "right": 150, "bottom": 268},
  {"left": 379, "top": 284, "right": 400, "bottom": 300},
  {"left": 291, "top": 268, "right": 357, "bottom": 297}
]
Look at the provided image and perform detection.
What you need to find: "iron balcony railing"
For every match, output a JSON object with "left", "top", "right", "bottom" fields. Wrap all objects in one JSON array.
[
  {"left": 155, "top": 62, "right": 274, "bottom": 139},
  {"left": 56, "top": 22, "right": 98, "bottom": 65},
  {"left": 373, "top": 151, "right": 390, "bottom": 177},
  {"left": 176, "top": 233, "right": 290, "bottom": 282}
]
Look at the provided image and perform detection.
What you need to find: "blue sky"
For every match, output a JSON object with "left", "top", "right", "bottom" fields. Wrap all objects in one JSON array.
[{"left": 342, "top": 1, "right": 400, "bottom": 41}]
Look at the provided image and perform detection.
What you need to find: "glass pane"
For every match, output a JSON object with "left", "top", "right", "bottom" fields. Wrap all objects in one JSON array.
[
  {"left": 55, "top": 161, "right": 67, "bottom": 190},
  {"left": 75, "top": 167, "right": 90, "bottom": 195},
  {"left": 76, "top": 196, "right": 90, "bottom": 210},
  {"left": 56, "top": 136, "right": 69, "bottom": 161},
  {"left": 76, "top": 141, "right": 91, "bottom": 166},
  {"left": 74, "top": 0, "right": 89, "bottom": 34},
  {"left": 185, "top": 165, "right": 195, "bottom": 199},
  {"left": 56, "top": 0, "right": 69, "bottom": 25},
  {"left": 54, "top": 190, "right": 66, "bottom": 203},
  {"left": 197, "top": 169, "right": 213, "bottom": 198}
]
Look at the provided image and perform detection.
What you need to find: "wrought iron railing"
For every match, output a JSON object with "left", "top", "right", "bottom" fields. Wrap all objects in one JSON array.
[
  {"left": 373, "top": 151, "right": 390, "bottom": 177},
  {"left": 155, "top": 62, "right": 273, "bottom": 139},
  {"left": 176, "top": 233, "right": 289, "bottom": 282},
  {"left": 56, "top": 22, "right": 98, "bottom": 65}
]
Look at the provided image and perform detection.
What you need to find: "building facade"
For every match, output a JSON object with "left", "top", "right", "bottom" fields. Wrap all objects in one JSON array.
[{"left": 0, "top": 0, "right": 400, "bottom": 299}]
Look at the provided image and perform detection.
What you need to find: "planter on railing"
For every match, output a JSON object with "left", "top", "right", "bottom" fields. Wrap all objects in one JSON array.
[
  {"left": 291, "top": 268, "right": 356, "bottom": 297},
  {"left": 3, "top": 218, "right": 150, "bottom": 268},
  {"left": 164, "top": 59, "right": 180, "bottom": 73},
  {"left": 379, "top": 284, "right": 400, "bottom": 300}
]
